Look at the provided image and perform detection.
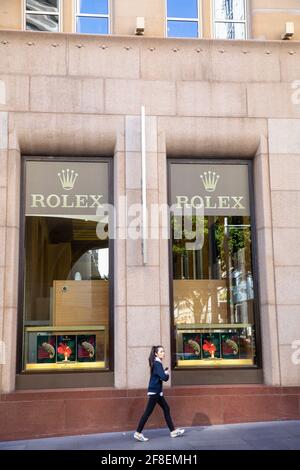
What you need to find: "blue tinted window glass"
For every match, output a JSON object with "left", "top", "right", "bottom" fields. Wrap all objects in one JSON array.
[
  {"left": 77, "top": 16, "right": 108, "bottom": 34},
  {"left": 167, "top": 20, "right": 198, "bottom": 38},
  {"left": 78, "top": 0, "right": 108, "bottom": 15},
  {"left": 167, "top": 0, "right": 198, "bottom": 19}
]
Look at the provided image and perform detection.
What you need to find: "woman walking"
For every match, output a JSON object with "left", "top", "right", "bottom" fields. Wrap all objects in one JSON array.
[{"left": 134, "top": 345, "right": 185, "bottom": 442}]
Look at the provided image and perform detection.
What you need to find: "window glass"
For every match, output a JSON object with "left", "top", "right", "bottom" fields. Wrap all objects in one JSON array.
[
  {"left": 214, "top": 0, "right": 245, "bottom": 21},
  {"left": 25, "top": 0, "right": 59, "bottom": 31},
  {"left": 213, "top": 1, "right": 247, "bottom": 40},
  {"left": 167, "top": 0, "right": 199, "bottom": 37},
  {"left": 167, "top": 20, "right": 198, "bottom": 38},
  {"left": 215, "top": 22, "right": 246, "bottom": 39},
  {"left": 22, "top": 161, "right": 110, "bottom": 372},
  {"left": 170, "top": 163, "right": 257, "bottom": 368},
  {"left": 167, "top": 0, "right": 198, "bottom": 19},
  {"left": 76, "top": 17, "right": 109, "bottom": 34},
  {"left": 76, "top": 0, "right": 109, "bottom": 34},
  {"left": 26, "top": 13, "right": 59, "bottom": 31},
  {"left": 78, "top": 0, "right": 108, "bottom": 15},
  {"left": 26, "top": 0, "right": 59, "bottom": 12}
]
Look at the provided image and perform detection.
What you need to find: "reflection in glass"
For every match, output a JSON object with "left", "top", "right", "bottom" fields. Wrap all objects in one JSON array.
[
  {"left": 172, "top": 213, "right": 256, "bottom": 367},
  {"left": 214, "top": 0, "right": 245, "bottom": 21},
  {"left": 167, "top": 20, "right": 198, "bottom": 38},
  {"left": 167, "top": 0, "right": 198, "bottom": 19},
  {"left": 78, "top": 0, "right": 108, "bottom": 15},
  {"left": 26, "top": 13, "right": 59, "bottom": 31},
  {"left": 173, "top": 216, "right": 253, "bottom": 325},
  {"left": 76, "top": 16, "right": 109, "bottom": 34},
  {"left": 70, "top": 247, "right": 109, "bottom": 280},
  {"left": 26, "top": 0, "right": 59, "bottom": 12},
  {"left": 215, "top": 22, "right": 246, "bottom": 39},
  {"left": 23, "top": 216, "right": 109, "bottom": 371}
]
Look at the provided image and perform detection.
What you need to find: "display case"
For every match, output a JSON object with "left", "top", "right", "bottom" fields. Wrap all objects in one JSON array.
[
  {"left": 24, "top": 325, "right": 106, "bottom": 371},
  {"left": 175, "top": 323, "right": 255, "bottom": 367}
]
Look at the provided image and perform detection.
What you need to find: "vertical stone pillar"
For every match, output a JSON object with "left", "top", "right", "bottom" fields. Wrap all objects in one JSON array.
[
  {"left": 254, "top": 138, "right": 280, "bottom": 386},
  {"left": 0, "top": 111, "right": 8, "bottom": 388},
  {"left": 118, "top": 114, "right": 170, "bottom": 389},
  {"left": 0, "top": 111, "right": 21, "bottom": 393},
  {"left": 268, "top": 119, "right": 300, "bottom": 386},
  {"left": 157, "top": 132, "right": 171, "bottom": 381},
  {"left": 114, "top": 132, "right": 127, "bottom": 389}
]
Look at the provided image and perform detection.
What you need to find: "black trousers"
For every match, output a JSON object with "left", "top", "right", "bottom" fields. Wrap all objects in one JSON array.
[{"left": 136, "top": 394, "right": 175, "bottom": 433}]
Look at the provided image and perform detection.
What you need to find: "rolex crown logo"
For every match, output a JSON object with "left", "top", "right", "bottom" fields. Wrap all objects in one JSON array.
[
  {"left": 200, "top": 171, "right": 220, "bottom": 192},
  {"left": 58, "top": 169, "right": 78, "bottom": 190}
]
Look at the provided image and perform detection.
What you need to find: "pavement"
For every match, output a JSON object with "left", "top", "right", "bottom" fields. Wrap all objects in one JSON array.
[{"left": 0, "top": 420, "right": 300, "bottom": 450}]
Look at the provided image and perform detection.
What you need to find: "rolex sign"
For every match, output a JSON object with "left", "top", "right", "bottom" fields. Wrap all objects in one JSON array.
[
  {"left": 170, "top": 163, "right": 250, "bottom": 216},
  {"left": 25, "top": 161, "right": 108, "bottom": 217}
]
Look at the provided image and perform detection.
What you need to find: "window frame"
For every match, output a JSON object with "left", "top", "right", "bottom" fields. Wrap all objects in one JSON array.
[
  {"left": 165, "top": 0, "right": 202, "bottom": 39},
  {"left": 167, "top": 158, "right": 262, "bottom": 383},
  {"left": 17, "top": 155, "right": 114, "bottom": 383},
  {"left": 75, "top": 0, "right": 111, "bottom": 35},
  {"left": 212, "top": 0, "right": 248, "bottom": 40},
  {"left": 23, "top": 0, "right": 62, "bottom": 33}
]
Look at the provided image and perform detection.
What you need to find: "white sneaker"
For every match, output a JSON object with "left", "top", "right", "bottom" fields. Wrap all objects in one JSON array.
[
  {"left": 170, "top": 428, "right": 185, "bottom": 438},
  {"left": 134, "top": 432, "right": 149, "bottom": 442}
]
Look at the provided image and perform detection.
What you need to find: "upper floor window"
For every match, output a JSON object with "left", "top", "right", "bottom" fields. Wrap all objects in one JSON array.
[
  {"left": 166, "top": 0, "right": 200, "bottom": 38},
  {"left": 213, "top": 0, "right": 247, "bottom": 39},
  {"left": 76, "top": 0, "right": 109, "bottom": 35},
  {"left": 25, "top": 0, "right": 60, "bottom": 32}
]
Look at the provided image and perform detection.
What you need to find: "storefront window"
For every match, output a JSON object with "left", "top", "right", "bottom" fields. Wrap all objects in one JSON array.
[
  {"left": 22, "top": 159, "right": 111, "bottom": 372},
  {"left": 170, "top": 162, "right": 257, "bottom": 368}
]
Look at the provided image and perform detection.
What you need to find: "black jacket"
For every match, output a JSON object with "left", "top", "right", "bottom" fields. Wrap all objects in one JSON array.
[{"left": 147, "top": 360, "right": 169, "bottom": 394}]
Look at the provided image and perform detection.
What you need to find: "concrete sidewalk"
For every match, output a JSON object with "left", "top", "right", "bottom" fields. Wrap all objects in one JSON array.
[{"left": 0, "top": 420, "right": 300, "bottom": 450}]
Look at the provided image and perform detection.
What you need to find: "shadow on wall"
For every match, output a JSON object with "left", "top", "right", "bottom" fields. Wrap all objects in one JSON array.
[{"left": 192, "top": 413, "right": 211, "bottom": 426}]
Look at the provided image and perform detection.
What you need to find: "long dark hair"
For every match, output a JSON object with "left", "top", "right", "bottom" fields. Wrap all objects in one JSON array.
[{"left": 148, "top": 345, "right": 163, "bottom": 373}]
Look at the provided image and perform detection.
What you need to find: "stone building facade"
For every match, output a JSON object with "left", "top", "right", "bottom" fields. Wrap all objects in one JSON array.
[{"left": 1, "top": 1, "right": 300, "bottom": 440}]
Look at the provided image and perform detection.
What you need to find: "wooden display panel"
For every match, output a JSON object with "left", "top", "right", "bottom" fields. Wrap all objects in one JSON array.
[{"left": 53, "top": 280, "right": 109, "bottom": 326}]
